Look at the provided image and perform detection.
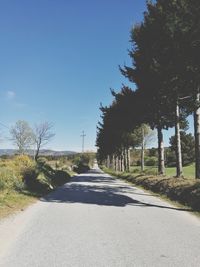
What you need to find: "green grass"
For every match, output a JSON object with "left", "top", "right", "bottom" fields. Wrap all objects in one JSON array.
[
  {"left": 166, "top": 164, "right": 195, "bottom": 178},
  {"left": 130, "top": 163, "right": 195, "bottom": 179}
]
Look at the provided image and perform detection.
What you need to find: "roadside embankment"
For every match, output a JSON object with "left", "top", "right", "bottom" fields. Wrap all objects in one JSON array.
[
  {"left": 0, "top": 155, "right": 73, "bottom": 219},
  {"left": 105, "top": 168, "right": 200, "bottom": 211}
]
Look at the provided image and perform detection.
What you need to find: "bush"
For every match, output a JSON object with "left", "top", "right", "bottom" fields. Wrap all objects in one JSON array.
[
  {"left": 145, "top": 156, "right": 158, "bottom": 166},
  {"left": 132, "top": 168, "right": 140, "bottom": 173},
  {"left": 73, "top": 163, "right": 90, "bottom": 174},
  {"left": 0, "top": 168, "right": 17, "bottom": 191},
  {"left": 51, "top": 170, "right": 71, "bottom": 186},
  {"left": 167, "top": 161, "right": 176, "bottom": 167},
  {"left": 143, "top": 168, "right": 158, "bottom": 176},
  {"left": 22, "top": 167, "right": 50, "bottom": 193},
  {"left": 13, "top": 177, "right": 25, "bottom": 191},
  {"left": 0, "top": 156, "right": 72, "bottom": 195}
]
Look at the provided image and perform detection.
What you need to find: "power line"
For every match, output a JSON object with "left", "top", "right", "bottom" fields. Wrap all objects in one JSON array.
[{"left": 0, "top": 122, "right": 10, "bottom": 130}]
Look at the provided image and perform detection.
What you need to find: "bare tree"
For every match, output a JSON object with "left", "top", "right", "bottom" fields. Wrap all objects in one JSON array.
[
  {"left": 33, "top": 122, "right": 55, "bottom": 161},
  {"left": 10, "top": 120, "right": 34, "bottom": 154}
]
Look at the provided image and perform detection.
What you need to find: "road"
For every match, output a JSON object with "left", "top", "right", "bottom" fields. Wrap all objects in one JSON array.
[{"left": 0, "top": 169, "right": 200, "bottom": 267}]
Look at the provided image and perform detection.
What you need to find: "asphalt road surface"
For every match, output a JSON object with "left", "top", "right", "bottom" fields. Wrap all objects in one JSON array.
[{"left": 0, "top": 169, "right": 200, "bottom": 267}]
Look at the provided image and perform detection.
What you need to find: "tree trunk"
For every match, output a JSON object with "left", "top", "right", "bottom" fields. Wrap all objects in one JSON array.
[
  {"left": 141, "top": 128, "right": 145, "bottom": 172},
  {"left": 123, "top": 148, "right": 127, "bottom": 172},
  {"left": 126, "top": 148, "right": 130, "bottom": 172},
  {"left": 115, "top": 155, "right": 118, "bottom": 172},
  {"left": 157, "top": 126, "right": 165, "bottom": 175},
  {"left": 121, "top": 153, "right": 124, "bottom": 172},
  {"left": 117, "top": 156, "right": 121, "bottom": 172},
  {"left": 114, "top": 155, "right": 117, "bottom": 171},
  {"left": 109, "top": 155, "right": 113, "bottom": 169},
  {"left": 106, "top": 155, "right": 110, "bottom": 169},
  {"left": 194, "top": 91, "right": 200, "bottom": 179},
  {"left": 34, "top": 141, "right": 41, "bottom": 162},
  {"left": 175, "top": 103, "right": 183, "bottom": 177},
  {"left": 35, "top": 148, "right": 39, "bottom": 162},
  {"left": 112, "top": 155, "right": 115, "bottom": 170}
]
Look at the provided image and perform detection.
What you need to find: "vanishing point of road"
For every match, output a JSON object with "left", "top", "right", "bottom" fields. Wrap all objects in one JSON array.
[{"left": 0, "top": 168, "right": 200, "bottom": 267}]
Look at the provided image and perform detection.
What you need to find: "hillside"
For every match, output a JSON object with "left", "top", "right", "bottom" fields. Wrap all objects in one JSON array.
[{"left": 0, "top": 149, "right": 77, "bottom": 156}]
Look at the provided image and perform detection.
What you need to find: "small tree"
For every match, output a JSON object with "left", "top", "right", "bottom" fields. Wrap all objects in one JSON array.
[
  {"left": 10, "top": 120, "right": 34, "bottom": 154},
  {"left": 33, "top": 122, "right": 55, "bottom": 161},
  {"left": 170, "top": 131, "right": 195, "bottom": 167},
  {"left": 137, "top": 124, "right": 155, "bottom": 172}
]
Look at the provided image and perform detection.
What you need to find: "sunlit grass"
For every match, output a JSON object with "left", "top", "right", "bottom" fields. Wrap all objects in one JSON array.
[
  {"left": 130, "top": 163, "right": 195, "bottom": 179},
  {"left": 0, "top": 156, "right": 73, "bottom": 219},
  {"left": 0, "top": 190, "right": 37, "bottom": 219}
]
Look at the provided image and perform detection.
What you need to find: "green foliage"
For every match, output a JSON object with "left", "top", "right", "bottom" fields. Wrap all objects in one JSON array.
[
  {"left": 169, "top": 131, "right": 195, "bottom": 166},
  {"left": 0, "top": 169, "right": 14, "bottom": 190},
  {"left": 71, "top": 153, "right": 95, "bottom": 173},
  {"left": 0, "top": 156, "right": 72, "bottom": 194},
  {"left": 0, "top": 155, "right": 34, "bottom": 191},
  {"left": 72, "top": 154, "right": 89, "bottom": 166},
  {"left": 145, "top": 156, "right": 158, "bottom": 167},
  {"left": 96, "top": 0, "right": 200, "bottom": 177},
  {"left": 130, "top": 149, "right": 141, "bottom": 166},
  {"left": 22, "top": 167, "right": 47, "bottom": 193},
  {"left": 52, "top": 170, "right": 71, "bottom": 186},
  {"left": 148, "top": 148, "right": 157, "bottom": 157},
  {"left": 71, "top": 152, "right": 95, "bottom": 167},
  {"left": 166, "top": 150, "right": 176, "bottom": 167}
]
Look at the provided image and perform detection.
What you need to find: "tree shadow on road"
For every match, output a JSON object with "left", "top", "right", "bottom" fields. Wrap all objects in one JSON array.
[
  {"left": 41, "top": 174, "right": 192, "bottom": 212},
  {"left": 72, "top": 171, "right": 116, "bottom": 184}
]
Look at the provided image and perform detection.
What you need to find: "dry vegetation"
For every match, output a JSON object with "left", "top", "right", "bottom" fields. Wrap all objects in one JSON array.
[
  {"left": 105, "top": 168, "right": 200, "bottom": 211},
  {"left": 0, "top": 155, "right": 73, "bottom": 219}
]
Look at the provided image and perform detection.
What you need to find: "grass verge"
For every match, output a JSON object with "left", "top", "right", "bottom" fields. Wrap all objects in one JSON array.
[
  {"left": 0, "top": 156, "right": 74, "bottom": 220},
  {"left": 104, "top": 168, "right": 200, "bottom": 212},
  {"left": 130, "top": 164, "right": 195, "bottom": 179},
  {"left": 0, "top": 190, "right": 39, "bottom": 219}
]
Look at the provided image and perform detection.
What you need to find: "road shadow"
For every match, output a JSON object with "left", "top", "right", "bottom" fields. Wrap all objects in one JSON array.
[
  {"left": 87, "top": 169, "right": 104, "bottom": 174},
  {"left": 72, "top": 173, "right": 158, "bottom": 197},
  {"left": 72, "top": 175, "right": 116, "bottom": 184},
  {"left": 41, "top": 173, "right": 192, "bottom": 212}
]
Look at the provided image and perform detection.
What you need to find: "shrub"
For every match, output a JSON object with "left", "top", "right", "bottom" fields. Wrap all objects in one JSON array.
[
  {"left": 13, "top": 177, "right": 25, "bottom": 191},
  {"left": 0, "top": 168, "right": 16, "bottom": 190},
  {"left": 145, "top": 156, "right": 158, "bottom": 166},
  {"left": 51, "top": 170, "right": 71, "bottom": 186},
  {"left": 143, "top": 168, "right": 158, "bottom": 176},
  {"left": 132, "top": 168, "right": 140, "bottom": 174},
  {"left": 22, "top": 167, "right": 50, "bottom": 193},
  {"left": 73, "top": 163, "right": 90, "bottom": 174},
  {"left": 0, "top": 156, "right": 72, "bottom": 195}
]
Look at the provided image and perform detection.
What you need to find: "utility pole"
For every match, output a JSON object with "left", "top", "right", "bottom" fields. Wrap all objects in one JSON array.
[{"left": 81, "top": 130, "right": 86, "bottom": 153}]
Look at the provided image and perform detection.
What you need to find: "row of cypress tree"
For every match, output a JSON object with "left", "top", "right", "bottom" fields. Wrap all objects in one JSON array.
[{"left": 96, "top": 0, "right": 200, "bottom": 179}]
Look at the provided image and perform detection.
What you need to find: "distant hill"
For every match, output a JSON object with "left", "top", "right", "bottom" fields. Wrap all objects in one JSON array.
[{"left": 0, "top": 149, "right": 77, "bottom": 156}]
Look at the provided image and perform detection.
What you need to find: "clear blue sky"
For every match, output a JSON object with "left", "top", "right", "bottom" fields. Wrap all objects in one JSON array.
[{"left": 0, "top": 0, "right": 194, "bottom": 152}]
